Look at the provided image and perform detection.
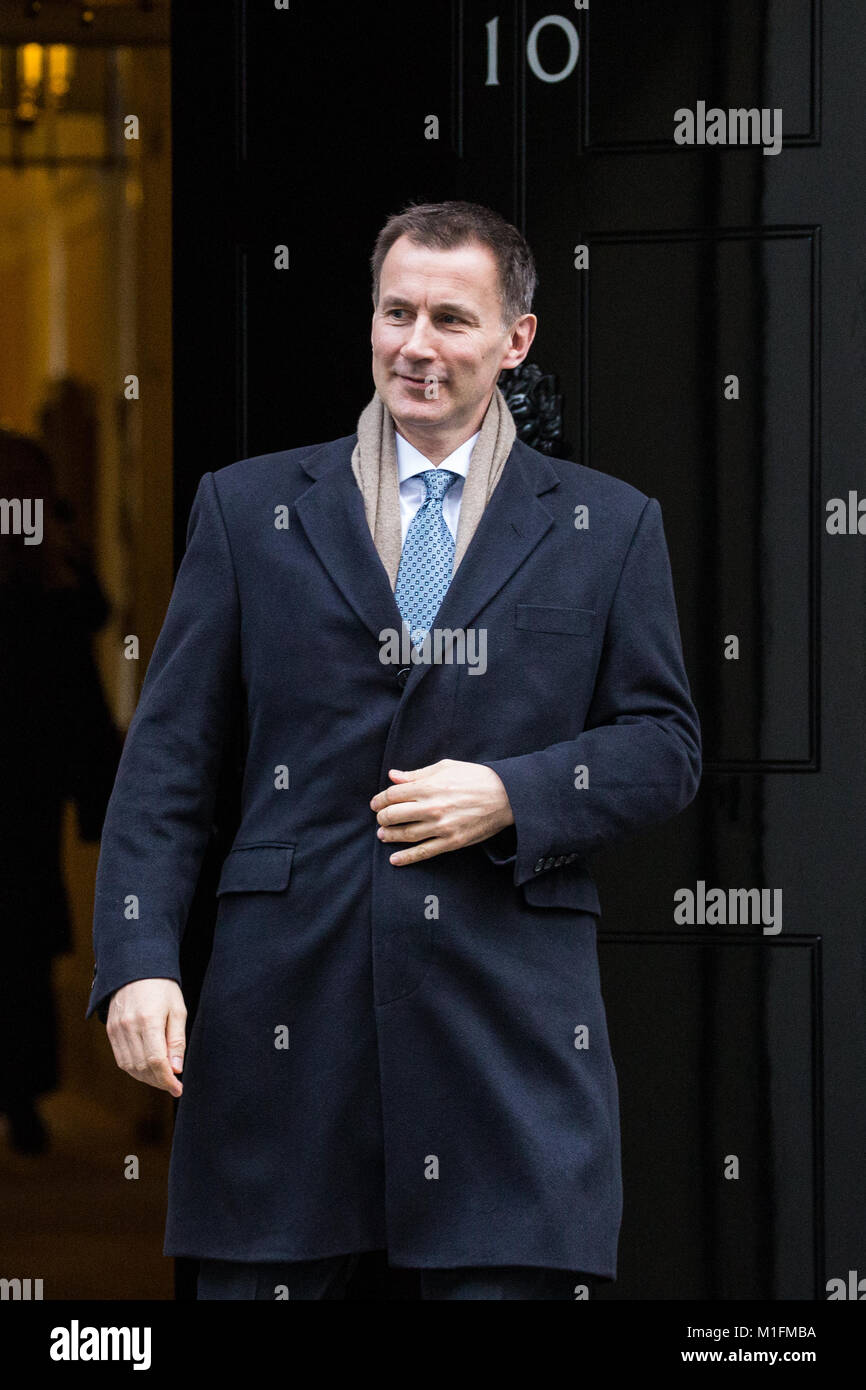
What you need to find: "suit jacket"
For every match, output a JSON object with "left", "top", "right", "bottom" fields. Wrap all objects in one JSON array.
[{"left": 86, "top": 431, "right": 701, "bottom": 1275}]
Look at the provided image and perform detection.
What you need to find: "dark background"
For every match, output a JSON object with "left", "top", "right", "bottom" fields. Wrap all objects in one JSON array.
[{"left": 170, "top": 0, "right": 865, "bottom": 1300}]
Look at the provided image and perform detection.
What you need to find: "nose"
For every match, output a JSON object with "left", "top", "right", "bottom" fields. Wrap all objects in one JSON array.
[{"left": 402, "top": 314, "right": 437, "bottom": 361}]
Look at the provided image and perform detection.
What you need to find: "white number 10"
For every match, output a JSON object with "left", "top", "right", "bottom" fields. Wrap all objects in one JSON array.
[{"left": 485, "top": 14, "right": 581, "bottom": 87}]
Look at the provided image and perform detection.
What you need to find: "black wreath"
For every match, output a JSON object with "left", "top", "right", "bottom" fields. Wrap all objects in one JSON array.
[{"left": 498, "top": 363, "right": 563, "bottom": 455}]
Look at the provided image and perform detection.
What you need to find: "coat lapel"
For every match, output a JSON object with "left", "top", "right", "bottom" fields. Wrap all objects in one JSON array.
[
  {"left": 292, "top": 434, "right": 562, "bottom": 699},
  {"left": 292, "top": 436, "right": 405, "bottom": 641}
]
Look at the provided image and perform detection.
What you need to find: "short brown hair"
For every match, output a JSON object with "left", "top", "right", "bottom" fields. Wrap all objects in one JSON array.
[{"left": 371, "top": 200, "right": 537, "bottom": 329}]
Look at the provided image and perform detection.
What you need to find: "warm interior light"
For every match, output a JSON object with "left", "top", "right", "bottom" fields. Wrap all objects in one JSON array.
[
  {"left": 47, "top": 45, "right": 74, "bottom": 103},
  {"left": 17, "top": 43, "right": 44, "bottom": 92}
]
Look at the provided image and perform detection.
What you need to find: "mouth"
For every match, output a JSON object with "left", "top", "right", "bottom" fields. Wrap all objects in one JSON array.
[{"left": 396, "top": 373, "right": 443, "bottom": 389}]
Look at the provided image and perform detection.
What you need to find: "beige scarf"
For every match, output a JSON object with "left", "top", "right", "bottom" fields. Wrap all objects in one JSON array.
[{"left": 350, "top": 385, "right": 517, "bottom": 590}]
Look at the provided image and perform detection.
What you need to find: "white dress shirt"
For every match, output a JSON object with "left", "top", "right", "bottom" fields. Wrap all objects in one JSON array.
[{"left": 394, "top": 429, "right": 481, "bottom": 546}]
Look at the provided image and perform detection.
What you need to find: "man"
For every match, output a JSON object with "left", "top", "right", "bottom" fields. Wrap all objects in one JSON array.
[{"left": 87, "top": 201, "right": 701, "bottom": 1300}]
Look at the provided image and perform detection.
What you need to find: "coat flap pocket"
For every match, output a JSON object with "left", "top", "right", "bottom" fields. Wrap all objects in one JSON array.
[
  {"left": 515, "top": 604, "right": 596, "bottom": 636},
  {"left": 521, "top": 866, "right": 600, "bottom": 916},
  {"left": 216, "top": 843, "right": 295, "bottom": 895}
]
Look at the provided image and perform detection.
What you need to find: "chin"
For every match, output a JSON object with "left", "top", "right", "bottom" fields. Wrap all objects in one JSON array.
[
  {"left": 397, "top": 402, "right": 447, "bottom": 423},
  {"left": 390, "top": 386, "right": 443, "bottom": 408}
]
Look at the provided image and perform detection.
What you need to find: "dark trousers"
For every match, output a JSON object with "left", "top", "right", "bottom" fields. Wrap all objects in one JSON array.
[{"left": 197, "top": 1254, "right": 597, "bottom": 1301}]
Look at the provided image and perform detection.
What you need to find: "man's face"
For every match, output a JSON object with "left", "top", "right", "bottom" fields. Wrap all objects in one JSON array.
[{"left": 371, "top": 234, "right": 535, "bottom": 441}]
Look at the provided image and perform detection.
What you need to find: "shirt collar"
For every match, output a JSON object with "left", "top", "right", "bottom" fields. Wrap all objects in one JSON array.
[{"left": 394, "top": 427, "right": 481, "bottom": 485}]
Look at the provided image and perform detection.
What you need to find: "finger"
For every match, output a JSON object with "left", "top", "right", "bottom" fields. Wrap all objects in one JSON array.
[
  {"left": 120, "top": 1024, "right": 155, "bottom": 1083},
  {"left": 144, "top": 1051, "right": 183, "bottom": 1095},
  {"left": 371, "top": 782, "right": 425, "bottom": 812},
  {"left": 368, "top": 764, "right": 440, "bottom": 809},
  {"left": 148, "top": 1055, "right": 183, "bottom": 1096},
  {"left": 166, "top": 1006, "right": 187, "bottom": 1075},
  {"left": 377, "top": 798, "right": 437, "bottom": 827},
  {"left": 107, "top": 1018, "right": 135, "bottom": 1077},
  {"left": 378, "top": 818, "right": 436, "bottom": 842},
  {"left": 389, "top": 837, "right": 451, "bottom": 866},
  {"left": 138, "top": 1021, "right": 183, "bottom": 1095}
]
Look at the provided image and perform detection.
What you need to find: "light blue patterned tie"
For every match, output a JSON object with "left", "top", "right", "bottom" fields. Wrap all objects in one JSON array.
[{"left": 395, "top": 468, "right": 461, "bottom": 651}]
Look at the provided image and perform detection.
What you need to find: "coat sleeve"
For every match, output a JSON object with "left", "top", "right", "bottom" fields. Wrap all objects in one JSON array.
[
  {"left": 85, "top": 471, "right": 240, "bottom": 1021},
  {"left": 479, "top": 496, "right": 701, "bottom": 887},
  {"left": 63, "top": 622, "right": 123, "bottom": 844}
]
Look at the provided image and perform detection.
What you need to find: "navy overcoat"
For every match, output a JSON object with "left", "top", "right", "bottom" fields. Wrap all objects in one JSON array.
[{"left": 86, "top": 432, "right": 701, "bottom": 1276}]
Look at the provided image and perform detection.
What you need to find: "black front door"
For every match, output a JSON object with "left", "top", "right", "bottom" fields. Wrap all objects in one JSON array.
[{"left": 171, "top": 0, "right": 864, "bottom": 1300}]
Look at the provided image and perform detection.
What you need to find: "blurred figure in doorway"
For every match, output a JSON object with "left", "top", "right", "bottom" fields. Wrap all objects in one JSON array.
[{"left": 0, "top": 430, "right": 121, "bottom": 1152}]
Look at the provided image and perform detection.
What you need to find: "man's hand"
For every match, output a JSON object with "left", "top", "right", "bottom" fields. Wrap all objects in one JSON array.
[
  {"left": 106, "top": 978, "right": 187, "bottom": 1097},
  {"left": 370, "top": 759, "right": 514, "bottom": 865}
]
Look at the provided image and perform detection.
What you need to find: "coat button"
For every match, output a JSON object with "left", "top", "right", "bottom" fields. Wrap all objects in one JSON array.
[
  {"left": 396, "top": 667, "right": 410, "bottom": 688},
  {"left": 534, "top": 858, "right": 545, "bottom": 874},
  {"left": 554, "top": 855, "right": 566, "bottom": 867}
]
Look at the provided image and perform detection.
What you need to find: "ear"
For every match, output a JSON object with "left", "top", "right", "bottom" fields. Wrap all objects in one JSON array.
[{"left": 501, "top": 314, "right": 538, "bottom": 370}]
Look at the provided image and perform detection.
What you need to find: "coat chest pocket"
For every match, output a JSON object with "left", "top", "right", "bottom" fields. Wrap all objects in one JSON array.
[
  {"left": 514, "top": 604, "right": 596, "bottom": 636},
  {"left": 216, "top": 842, "right": 295, "bottom": 895}
]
